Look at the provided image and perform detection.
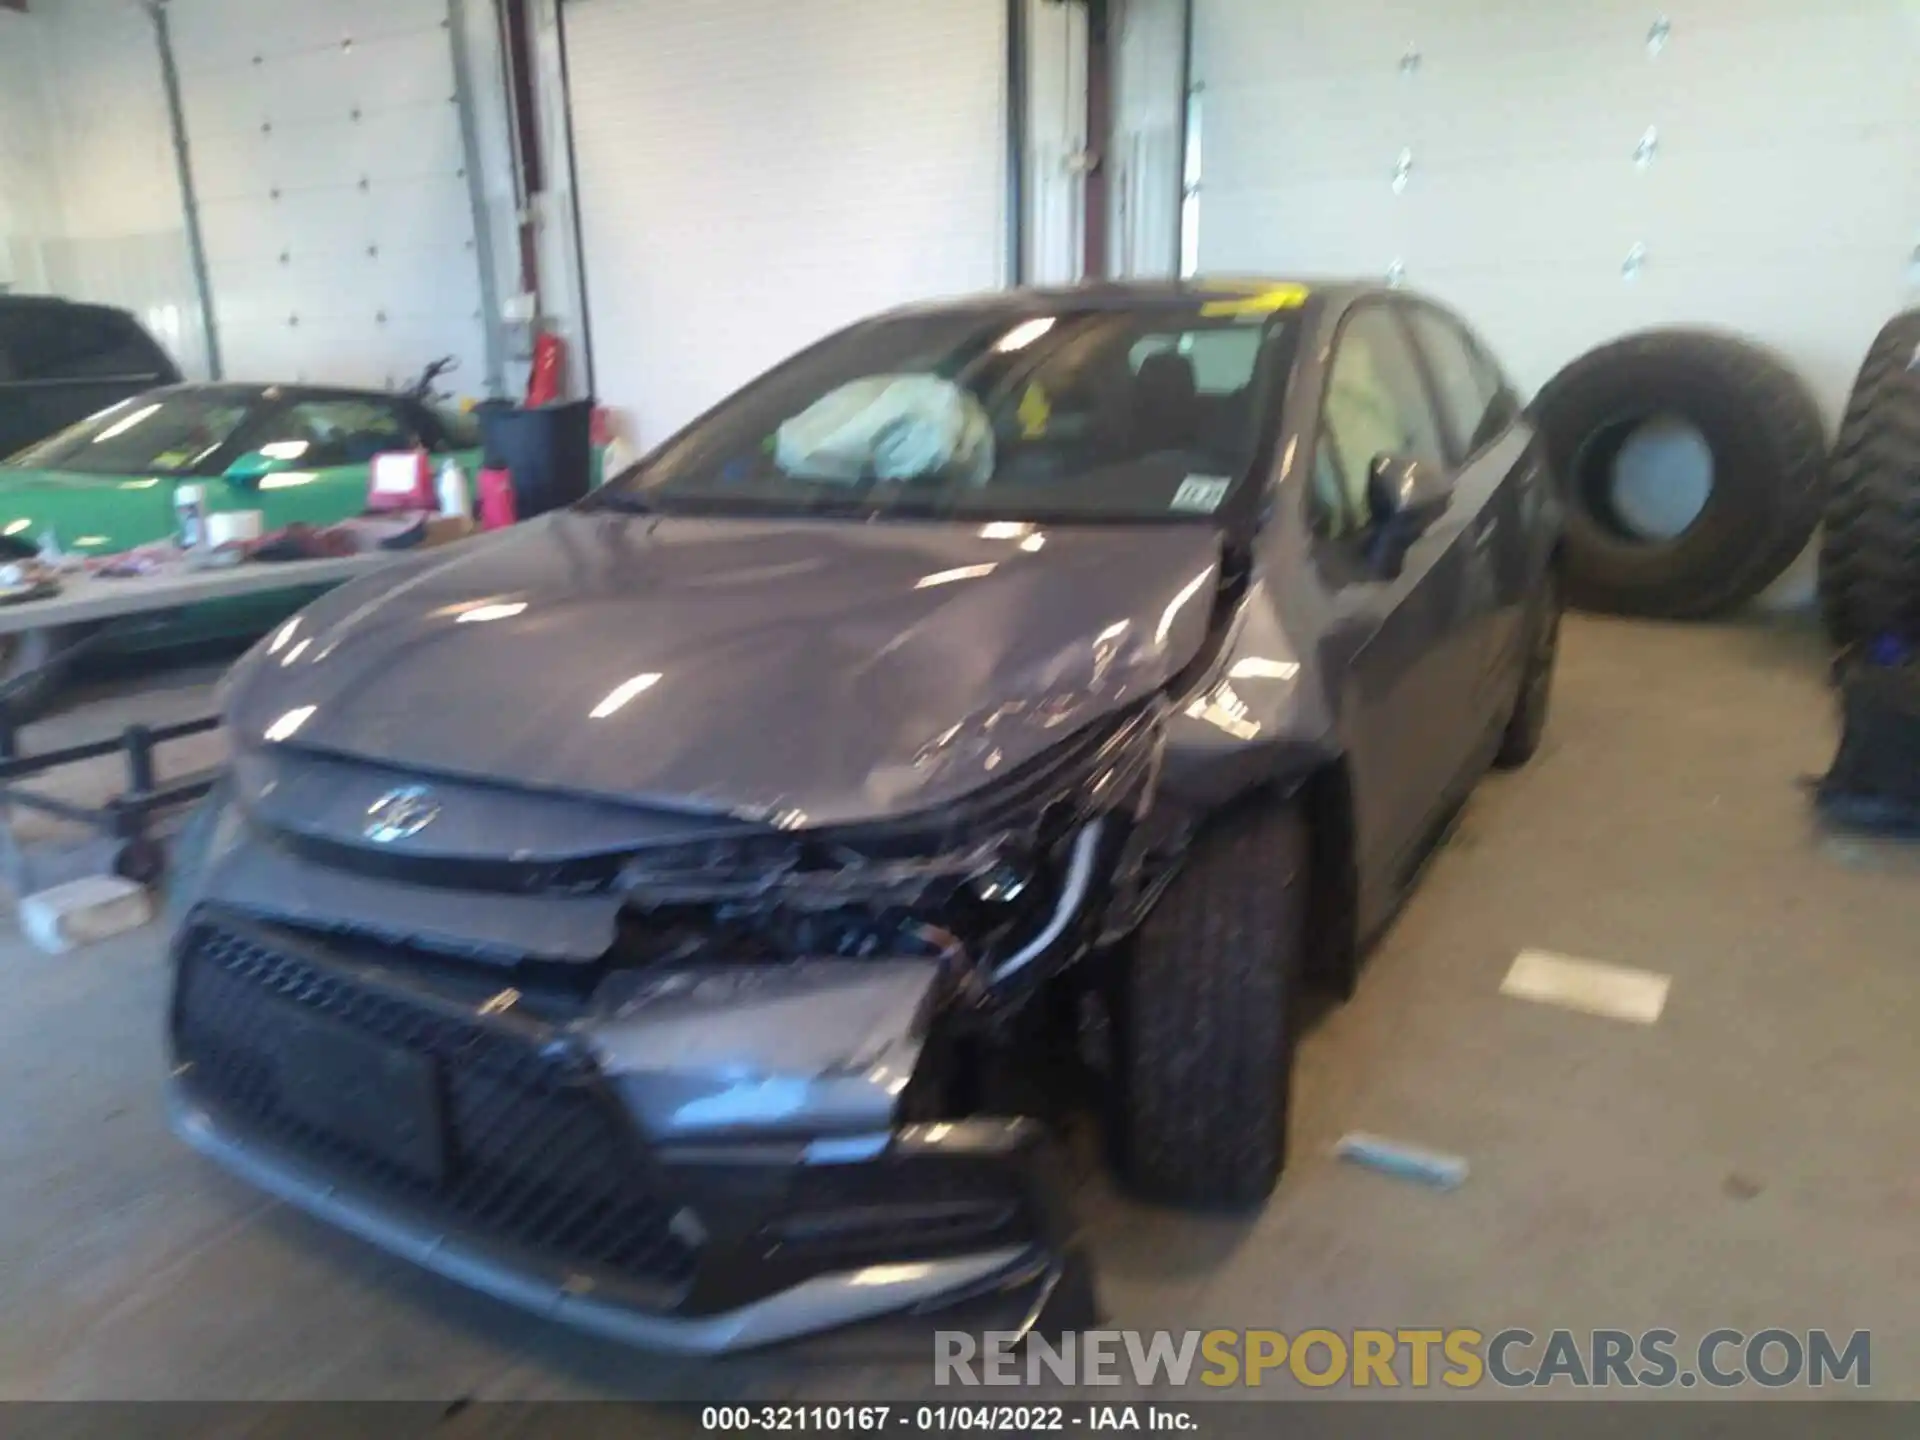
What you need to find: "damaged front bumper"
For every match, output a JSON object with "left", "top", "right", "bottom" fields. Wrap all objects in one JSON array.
[
  {"left": 164, "top": 713, "right": 1168, "bottom": 1350},
  {"left": 165, "top": 907, "right": 1096, "bottom": 1354}
]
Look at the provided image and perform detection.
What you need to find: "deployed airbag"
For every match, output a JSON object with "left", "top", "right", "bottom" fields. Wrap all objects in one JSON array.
[{"left": 775, "top": 375, "right": 993, "bottom": 486}]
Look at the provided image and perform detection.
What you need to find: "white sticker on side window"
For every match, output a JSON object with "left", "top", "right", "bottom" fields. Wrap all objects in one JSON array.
[{"left": 1172, "top": 474, "right": 1231, "bottom": 513}]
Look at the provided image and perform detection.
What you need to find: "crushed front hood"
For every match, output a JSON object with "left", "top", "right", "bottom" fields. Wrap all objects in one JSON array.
[{"left": 227, "top": 509, "right": 1219, "bottom": 828}]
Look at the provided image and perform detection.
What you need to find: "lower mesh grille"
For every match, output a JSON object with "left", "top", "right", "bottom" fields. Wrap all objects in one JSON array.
[{"left": 171, "top": 917, "right": 698, "bottom": 1295}]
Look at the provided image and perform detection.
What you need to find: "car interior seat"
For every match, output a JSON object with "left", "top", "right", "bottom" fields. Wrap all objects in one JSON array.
[{"left": 1131, "top": 351, "right": 1201, "bottom": 455}]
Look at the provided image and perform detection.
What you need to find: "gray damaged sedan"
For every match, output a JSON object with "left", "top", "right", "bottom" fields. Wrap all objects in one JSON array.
[{"left": 166, "top": 279, "right": 1563, "bottom": 1352}]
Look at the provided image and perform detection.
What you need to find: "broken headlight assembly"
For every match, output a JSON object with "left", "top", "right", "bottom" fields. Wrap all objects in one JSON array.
[
  {"left": 607, "top": 708, "right": 1159, "bottom": 987},
  {"left": 608, "top": 819, "right": 1085, "bottom": 981}
]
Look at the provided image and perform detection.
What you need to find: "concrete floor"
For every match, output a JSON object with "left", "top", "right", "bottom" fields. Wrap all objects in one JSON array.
[{"left": 0, "top": 616, "right": 1914, "bottom": 1401}]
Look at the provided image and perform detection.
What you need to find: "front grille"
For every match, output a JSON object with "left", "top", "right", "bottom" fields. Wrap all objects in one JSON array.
[{"left": 172, "top": 917, "right": 698, "bottom": 1296}]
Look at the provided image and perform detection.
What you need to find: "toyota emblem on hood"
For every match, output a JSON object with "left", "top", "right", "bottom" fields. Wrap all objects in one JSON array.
[{"left": 363, "top": 785, "right": 441, "bottom": 843}]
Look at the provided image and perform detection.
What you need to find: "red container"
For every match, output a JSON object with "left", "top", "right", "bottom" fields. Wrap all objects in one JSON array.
[
  {"left": 476, "top": 466, "right": 518, "bottom": 530},
  {"left": 524, "top": 331, "right": 566, "bottom": 407}
]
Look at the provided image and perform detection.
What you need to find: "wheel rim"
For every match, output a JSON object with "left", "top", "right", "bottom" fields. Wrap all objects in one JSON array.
[{"left": 1572, "top": 411, "right": 1714, "bottom": 545}]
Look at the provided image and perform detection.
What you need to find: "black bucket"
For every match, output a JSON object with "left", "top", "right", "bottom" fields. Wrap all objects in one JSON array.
[{"left": 475, "top": 399, "right": 594, "bottom": 520}]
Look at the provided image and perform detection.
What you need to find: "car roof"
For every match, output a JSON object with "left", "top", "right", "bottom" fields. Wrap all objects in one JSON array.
[
  {"left": 884, "top": 276, "right": 1389, "bottom": 320},
  {"left": 0, "top": 294, "right": 143, "bottom": 320}
]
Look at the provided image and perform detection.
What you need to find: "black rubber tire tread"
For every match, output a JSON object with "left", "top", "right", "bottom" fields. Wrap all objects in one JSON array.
[
  {"left": 1532, "top": 329, "right": 1826, "bottom": 618},
  {"left": 1819, "top": 310, "right": 1920, "bottom": 647},
  {"left": 1119, "top": 799, "right": 1307, "bottom": 1209},
  {"left": 0, "top": 626, "right": 66, "bottom": 722},
  {"left": 1495, "top": 568, "right": 1561, "bottom": 769}
]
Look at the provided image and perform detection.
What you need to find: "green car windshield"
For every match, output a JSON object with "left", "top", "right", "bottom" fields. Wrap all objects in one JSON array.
[
  {"left": 6, "top": 392, "right": 251, "bottom": 476},
  {"left": 602, "top": 303, "right": 1295, "bottom": 524}
]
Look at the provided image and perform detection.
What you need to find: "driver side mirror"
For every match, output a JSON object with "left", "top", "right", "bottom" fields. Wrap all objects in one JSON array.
[
  {"left": 1368, "top": 453, "right": 1448, "bottom": 528},
  {"left": 1366, "top": 453, "right": 1449, "bottom": 576}
]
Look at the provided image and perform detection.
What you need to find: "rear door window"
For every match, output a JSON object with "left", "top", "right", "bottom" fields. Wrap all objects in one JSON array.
[
  {"left": 1405, "top": 305, "right": 1508, "bottom": 459},
  {"left": 0, "top": 307, "right": 173, "bottom": 382},
  {"left": 1313, "top": 305, "right": 1449, "bottom": 536}
]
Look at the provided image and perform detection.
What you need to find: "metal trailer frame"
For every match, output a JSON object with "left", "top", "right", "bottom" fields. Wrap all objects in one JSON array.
[{"left": 0, "top": 552, "right": 418, "bottom": 894}]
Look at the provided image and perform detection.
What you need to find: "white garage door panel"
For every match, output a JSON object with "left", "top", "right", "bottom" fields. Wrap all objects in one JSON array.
[
  {"left": 566, "top": 0, "right": 1005, "bottom": 445},
  {"left": 1194, "top": 0, "right": 1920, "bottom": 416},
  {"left": 1198, "top": 83, "right": 1410, "bottom": 188},
  {"left": 168, "top": 0, "right": 486, "bottom": 387},
  {"left": 1198, "top": 184, "right": 1404, "bottom": 273},
  {"left": 1641, "top": 141, "right": 1918, "bottom": 260},
  {"left": 169, "top": 0, "right": 451, "bottom": 76}
]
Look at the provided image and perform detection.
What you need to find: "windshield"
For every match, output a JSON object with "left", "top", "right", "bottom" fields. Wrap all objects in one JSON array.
[
  {"left": 5, "top": 391, "right": 252, "bottom": 476},
  {"left": 602, "top": 306, "right": 1294, "bottom": 523}
]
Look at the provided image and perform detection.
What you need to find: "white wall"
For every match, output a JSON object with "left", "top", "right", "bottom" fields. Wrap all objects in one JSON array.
[
  {"left": 1190, "top": 0, "right": 1920, "bottom": 419},
  {"left": 0, "top": 0, "right": 207, "bottom": 377},
  {"left": 0, "top": 10, "right": 58, "bottom": 295},
  {"left": 558, "top": 0, "right": 1008, "bottom": 447}
]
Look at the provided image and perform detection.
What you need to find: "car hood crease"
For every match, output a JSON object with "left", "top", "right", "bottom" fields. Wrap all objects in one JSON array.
[{"left": 229, "top": 510, "right": 1223, "bottom": 828}]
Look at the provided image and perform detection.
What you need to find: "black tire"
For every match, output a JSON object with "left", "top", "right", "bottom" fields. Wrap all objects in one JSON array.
[
  {"left": 1532, "top": 329, "right": 1825, "bottom": 618},
  {"left": 164, "top": 780, "right": 227, "bottom": 932},
  {"left": 1117, "top": 800, "right": 1307, "bottom": 1209},
  {"left": 1495, "top": 568, "right": 1561, "bottom": 769},
  {"left": 0, "top": 626, "right": 72, "bottom": 721},
  {"left": 1819, "top": 310, "right": 1920, "bottom": 649}
]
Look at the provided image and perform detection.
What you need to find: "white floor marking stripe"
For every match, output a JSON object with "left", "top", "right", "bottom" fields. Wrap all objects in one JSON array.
[{"left": 1501, "top": 949, "right": 1671, "bottom": 1024}]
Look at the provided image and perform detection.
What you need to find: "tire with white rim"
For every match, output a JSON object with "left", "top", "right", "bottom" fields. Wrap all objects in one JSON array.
[{"left": 1532, "top": 329, "right": 1825, "bottom": 619}]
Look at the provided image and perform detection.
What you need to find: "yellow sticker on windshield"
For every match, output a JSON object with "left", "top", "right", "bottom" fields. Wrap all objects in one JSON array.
[
  {"left": 1017, "top": 382, "right": 1052, "bottom": 438},
  {"left": 1199, "top": 282, "right": 1310, "bottom": 318}
]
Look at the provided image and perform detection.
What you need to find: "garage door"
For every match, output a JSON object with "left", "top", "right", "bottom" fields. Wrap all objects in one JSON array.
[
  {"left": 562, "top": 0, "right": 1007, "bottom": 446},
  {"left": 166, "top": 0, "right": 491, "bottom": 389},
  {"left": 1189, "top": 0, "right": 1920, "bottom": 415}
]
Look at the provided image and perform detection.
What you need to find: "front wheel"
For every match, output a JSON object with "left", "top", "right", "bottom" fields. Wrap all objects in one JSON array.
[
  {"left": 1115, "top": 800, "right": 1308, "bottom": 1209},
  {"left": 0, "top": 625, "right": 73, "bottom": 722}
]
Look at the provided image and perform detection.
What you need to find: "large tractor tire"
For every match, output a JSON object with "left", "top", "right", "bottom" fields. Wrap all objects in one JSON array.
[
  {"left": 1819, "top": 310, "right": 1920, "bottom": 649},
  {"left": 1533, "top": 329, "right": 1825, "bottom": 619}
]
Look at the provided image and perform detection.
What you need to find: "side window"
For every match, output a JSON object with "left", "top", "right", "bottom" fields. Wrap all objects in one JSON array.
[
  {"left": 1127, "top": 328, "right": 1263, "bottom": 394},
  {"left": 0, "top": 309, "right": 169, "bottom": 381},
  {"left": 261, "top": 399, "right": 422, "bottom": 469},
  {"left": 0, "top": 314, "right": 23, "bottom": 382},
  {"left": 1313, "top": 306, "right": 1448, "bottom": 536},
  {"left": 1407, "top": 306, "right": 1506, "bottom": 457}
]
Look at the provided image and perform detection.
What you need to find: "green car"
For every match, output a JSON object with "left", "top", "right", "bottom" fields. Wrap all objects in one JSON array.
[{"left": 0, "top": 382, "right": 484, "bottom": 706}]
